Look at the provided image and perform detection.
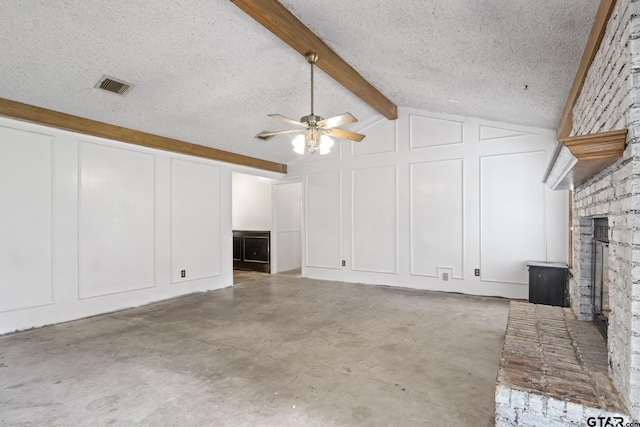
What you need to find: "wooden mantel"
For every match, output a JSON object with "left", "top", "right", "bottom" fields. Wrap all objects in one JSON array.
[{"left": 543, "top": 129, "right": 627, "bottom": 190}]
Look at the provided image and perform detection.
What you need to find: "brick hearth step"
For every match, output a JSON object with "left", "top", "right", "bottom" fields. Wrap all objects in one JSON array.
[{"left": 495, "top": 301, "right": 631, "bottom": 426}]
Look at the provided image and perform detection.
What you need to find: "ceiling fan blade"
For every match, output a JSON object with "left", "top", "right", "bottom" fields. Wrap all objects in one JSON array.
[
  {"left": 256, "top": 129, "right": 303, "bottom": 140},
  {"left": 317, "top": 113, "right": 357, "bottom": 129},
  {"left": 268, "top": 114, "right": 304, "bottom": 127},
  {"left": 327, "top": 128, "right": 366, "bottom": 142}
]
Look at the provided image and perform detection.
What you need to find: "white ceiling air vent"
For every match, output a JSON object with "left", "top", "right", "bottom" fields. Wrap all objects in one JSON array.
[{"left": 95, "top": 75, "right": 133, "bottom": 95}]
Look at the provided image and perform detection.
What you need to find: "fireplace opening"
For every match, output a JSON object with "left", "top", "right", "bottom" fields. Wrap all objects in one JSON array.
[{"left": 592, "top": 218, "right": 609, "bottom": 338}]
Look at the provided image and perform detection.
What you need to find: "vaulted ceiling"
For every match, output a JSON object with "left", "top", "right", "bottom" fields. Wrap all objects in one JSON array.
[{"left": 0, "top": 1, "right": 598, "bottom": 165}]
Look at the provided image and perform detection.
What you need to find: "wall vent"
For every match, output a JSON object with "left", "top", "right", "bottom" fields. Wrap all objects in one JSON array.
[
  {"left": 594, "top": 218, "right": 609, "bottom": 242},
  {"left": 95, "top": 75, "right": 133, "bottom": 95}
]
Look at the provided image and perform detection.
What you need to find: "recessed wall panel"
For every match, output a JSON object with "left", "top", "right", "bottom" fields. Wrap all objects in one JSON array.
[
  {"left": 0, "top": 126, "right": 53, "bottom": 311},
  {"left": 352, "top": 165, "right": 397, "bottom": 273},
  {"left": 410, "top": 115, "right": 463, "bottom": 149},
  {"left": 352, "top": 119, "right": 397, "bottom": 156},
  {"left": 410, "top": 159, "right": 464, "bottom": 277},
  {"left": 171, "top": 159, "right": 221, "bottom": 282},
  {"left": 480, "top": 151, "right": 545, "bottom": 284},
  {"left": 306, "top": 172, "right": 341, "bottom": 268},
  {"left": 480, "top": 125, "right": 530, "bottom": 142},
  {"left": 277, "top": 231, "right": 302, "bottom": 272},
  {"left": 79, "top": 142, "right": 155, "bottom": 298},
  {"left": 275, "top": 182, "right": 302, "bottom": 272},
  {"left": 275, "top": 182, "right": 301, "bottom": 232}
]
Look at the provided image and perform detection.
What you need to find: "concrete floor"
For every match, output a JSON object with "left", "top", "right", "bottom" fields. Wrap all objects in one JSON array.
[{"left": 0, "top": 272, "right": 509, "bottom": 426}]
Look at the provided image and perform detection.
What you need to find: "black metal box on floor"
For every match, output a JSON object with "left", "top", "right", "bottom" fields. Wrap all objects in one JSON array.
[
  {"left": 233, "top": 230, "right": 270, "bottom": 273},
  {"left": 527, "top": 261, "right": 569, "bottom": 307}
]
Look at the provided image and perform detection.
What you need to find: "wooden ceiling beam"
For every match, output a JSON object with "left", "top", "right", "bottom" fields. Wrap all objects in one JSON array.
[
  {"left": 231, "top": 0, "right": 398, "bottom": 121},
  {"left": 556, "top": 0, "right": 616, "bottom": 139},
  {"left": 0, "top": 97, "right": 287, "bottom": 174}
]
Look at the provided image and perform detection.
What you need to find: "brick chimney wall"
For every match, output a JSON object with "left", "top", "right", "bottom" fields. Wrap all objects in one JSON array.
[{"left": 569, "top": 0, "right": 640, "bottom": 417}]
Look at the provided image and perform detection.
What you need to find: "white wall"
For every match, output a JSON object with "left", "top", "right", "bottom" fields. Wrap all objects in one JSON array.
[
  {"left": 288, "top": 107, "right": 569, "bottom": 299},
  {"left": 231, "top": 173, "right": 272, "bottom": 230},
  {"left": 0, "top": 126, "right": 53, "bottom": 312},
  {"left": 272, "top": 181, "right": 302, "bottom": 273},
  {"left": 0, "top": 116, "right": 287, "bottom": 334}
]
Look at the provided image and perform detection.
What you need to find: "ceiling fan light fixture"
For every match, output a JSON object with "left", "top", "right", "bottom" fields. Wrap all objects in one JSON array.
[
  {"left": 292, "top": 134, "right": 305, "bottom": 154},
  {"left": 305, "top": 128, "right": 319, "bottom": 153},
  {"left": 319, "top": 135, "right": 334, "bottom": 155},
  {"left": 259, "top": 52, "right": 365, "bottom": 155}
]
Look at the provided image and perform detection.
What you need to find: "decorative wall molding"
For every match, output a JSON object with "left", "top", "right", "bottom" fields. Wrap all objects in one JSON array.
[
  {"left": 170, "top": 158, "right": 222, "bottom": 284},
  {"left": 352, "top": 165, "right": 398, "bottom": 274},
  {"left": 479, "top": 125, "right": 534, "bottom": 142},
  {"left": 78, "top": 141, "right": 156, "bottom": 299},
  {"left": 0, "top": 125, "right": 55, "bottom": 312},
  {"left": 305, "top": 171, "right": 342, "bottom": 269},
  {"left": 409, "top": 159, "right": 464, "bottom": 278},
  {"left": 352, "top": 118, "right": 397, "bottom": 157},
  {"left": 0, "top": 116, "right": 233, "bottom": 334},
  {"left": 480, "top": 151, "right": 546, "bottom": 285},
  {"left": 288, "top": 106, "right": 566, "bottom": 300},
  {"left": 409, "top": 115, "right": 464, "bottom": 149}
]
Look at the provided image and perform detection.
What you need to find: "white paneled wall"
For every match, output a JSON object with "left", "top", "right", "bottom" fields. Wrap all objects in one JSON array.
[
  {"left": 0, "top": 116, "right": 244, "bottom": 334},
  {"left": 410, "top": 159, "right": 464, "bottom": 279},
  {"left": 352, "top": 118, "right": 397, "bottom": 156},
  {"left": 171, "top": 159, "right": 222, "bottom": 283},
  {"left": 289, "top": 107, "right": 568, "bottom": 298},
  {"left": 0, "top": 126, "right": 53, "bottom": 311},
  {"left": 306, "top": 172, "right": 342, "bottom": 269},
  {"left": 272, "top": 181, "right": 302, "bottom": 273},
  {"left": 78, "top": 142, "right": 156, "bottom": 298},
  {"left": 480, "top": 151, "right": 546, "bottom": 285},
  {"left": 352, "top": 165, "right": 397, "bottom": 273},
  {"left": 479, "top": 125, "right": 532, "bottom": 141},
  {"left": 410, "top": 115, "right": 464, "bottom": 148}
]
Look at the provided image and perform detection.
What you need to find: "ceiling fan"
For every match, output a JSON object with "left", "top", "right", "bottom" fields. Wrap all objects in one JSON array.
[{"left": 256, "top": 52, "right": 365, "bottom": 155}]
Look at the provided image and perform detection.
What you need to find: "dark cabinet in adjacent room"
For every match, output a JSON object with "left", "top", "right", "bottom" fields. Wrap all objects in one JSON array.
[
  {"left": 527, "top": 261, "right": 569, "bottom": 307},
  {"left": 233, "top": 230, "right": 270, "bottom": 273}
]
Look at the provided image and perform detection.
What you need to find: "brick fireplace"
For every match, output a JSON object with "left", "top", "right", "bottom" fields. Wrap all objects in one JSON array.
[
  {"left": 566, "top": 0, "right": 640, "bottom": 418},
  {"left": 496, "top": 1, "right": 640, "bottom": 422},
  {"left": 571, "top": 169, "right": 636, "bottom": 413}
]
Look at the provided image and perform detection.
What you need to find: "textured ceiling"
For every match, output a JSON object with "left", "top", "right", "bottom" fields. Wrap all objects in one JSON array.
[{"left": 0, "top": 1, "right": 598, "bottom": 165}]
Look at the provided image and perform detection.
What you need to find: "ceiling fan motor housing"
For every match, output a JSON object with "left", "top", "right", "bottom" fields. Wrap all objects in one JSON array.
[{"left": 300, "top": 114, "right": 324, "bottom": 127}]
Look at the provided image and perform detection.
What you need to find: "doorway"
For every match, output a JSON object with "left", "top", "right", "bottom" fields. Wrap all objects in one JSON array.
[
  {"left": 231, "top": 173, "right": 302, "bottom": 277},
  {"left": 231, "top": 172, "right": 273, "bottom": 274}
]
